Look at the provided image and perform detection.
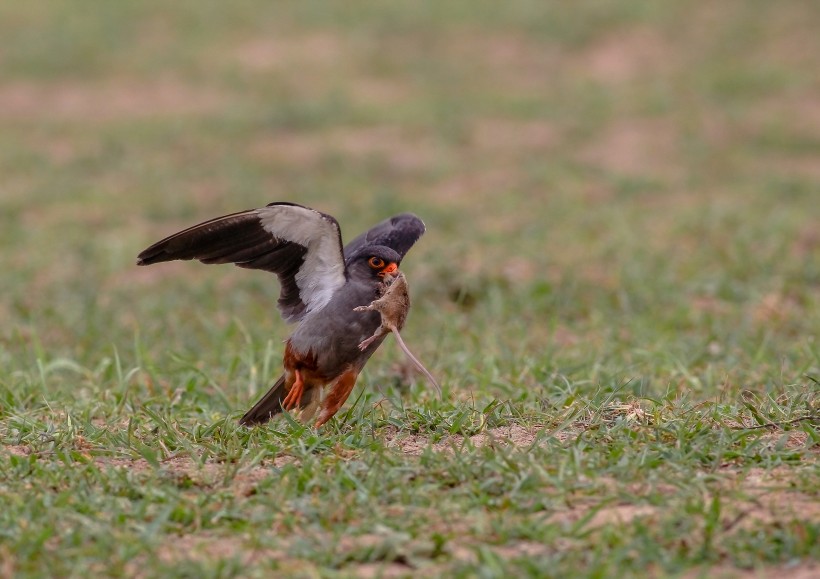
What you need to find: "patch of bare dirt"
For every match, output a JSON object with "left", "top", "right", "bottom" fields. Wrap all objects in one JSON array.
[
  {"left": 386, "top": 423, "right": 575, "bottom": 456},
  {"left": 548, "top": 503, "right": 659, "bottom": 528},
  {"left": 682, "top": 563, "right": 820, "bottom": 579},
  {"left": 0, "top": 79, "right": 226, "bottom": 122},
  {"left": 0, "top": 546, "right": 16, "bottom": 579},
  {"left": 726, "top": 466, "right": 820, "bottom": 525},
  {"left": 749, "top": 93, "right": 820, "bottom": 138},
  {"left": 445, "top": 30, "right": 562, "bottom": 91},
  {"left": 791, "top": 222, "right": 820, "bottom": 259},
  {"left": 334, "top": 528, "right": 438, "bottom": 576},
  {"left": 577, "top": 27, "right": 674, "bottom": 85},
  {"left": 690, "top": 295, "right": 732, "bottom": 317},
  {"left": 155, "top": 532, "right": 253, "bottom": 564},
  {"left": 754, "top": 430, "right": 813, "bottom": 452},
  {"left": 354, "top": 562, "right": 423, "bottom": 578},
  {"left": 0, "top": 445, "right": 31, "bottom": 458},
  {"left": 429, "top": 166, "right": 522, "bottom": 205},
  {"left": 18, "top": 133, "right": 99, "bottom": 164},
  {"left": 330, "top": 126, "right": 443, "bottom": 172},
  {"left": 232, "top": 458, "right": 299, "bottom": 497},
  {"left": 121, "top": 531, "right": 292, "bottom": 577},
  {"left": 756, "top": 153, "right": 820, "bottom": 183},
  {"left": 234, "top": 32, "right": 349, "bottom": 72},
  {"left": 469, "top": 423, "right": 539, "bottom": 449},
  {"left": 750, "top": 291, "right": 802, "bottom": 326},
  {"left": 544, "top": 465, "right": 818, "bottom": 537},
  {"left": 232, "top": 32, "right": 423, "bottom": 108},
  {"left": 470, "top": 118, "right": 560, "bottom": 155},
  {"left": 94, "top": 454, "right": 297, "bottom": 498},
  {"left": 579, "top": 117, "right": 682, "bottom": 178},
  {"left": 347, "top": 76, "right": 420, "bottom": 108}
]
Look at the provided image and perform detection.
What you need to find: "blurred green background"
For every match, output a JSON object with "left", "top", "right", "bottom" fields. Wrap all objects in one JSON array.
[
  {"left": 1, "top": 1, "right": 818, "bottom": 577},
  {"left": 2, "top": 0, "right": 817, "bottom": 392}
]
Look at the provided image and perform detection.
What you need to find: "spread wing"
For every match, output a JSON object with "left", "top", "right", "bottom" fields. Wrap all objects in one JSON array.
[
  {"left": 137, "top": 202, "right": 346, "bottom": 323},
  {"left": 343, "top": 213, "right": 426, "bottom": 264}
]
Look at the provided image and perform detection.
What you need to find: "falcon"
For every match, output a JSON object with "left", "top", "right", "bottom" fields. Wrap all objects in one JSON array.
[{"left": 137, "top": 202, "right": 426, "bottom": 427}]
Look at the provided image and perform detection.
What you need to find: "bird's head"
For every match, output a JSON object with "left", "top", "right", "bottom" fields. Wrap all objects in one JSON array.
[{"left": 348, "top": 245, "right": 402, "bottom": 282}]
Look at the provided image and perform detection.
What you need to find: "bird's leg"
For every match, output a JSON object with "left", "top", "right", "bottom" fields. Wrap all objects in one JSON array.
[
  {"left": 281, "top": 369, "right": 305, "bottom": 410},
  {"left": 315, "top": 368, "right": 358, "bottom": 427}
]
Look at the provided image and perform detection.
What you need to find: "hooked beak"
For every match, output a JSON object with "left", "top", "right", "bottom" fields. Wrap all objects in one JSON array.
[{"left": 378, "top": 262, "right": 399, "bottom": 278}]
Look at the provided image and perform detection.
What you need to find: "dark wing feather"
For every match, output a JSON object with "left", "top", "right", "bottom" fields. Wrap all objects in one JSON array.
[
  {"left": 343, "top": 213, "right": 426, "bottom": 264},
  {"left": 138, "top": 210, "right": 272, "bottom": 265},
  {"left": 137, "top": 203, "right": 346, "bottom": 323}
]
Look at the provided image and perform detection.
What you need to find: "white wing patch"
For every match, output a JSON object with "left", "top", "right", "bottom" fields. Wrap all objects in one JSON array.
[{"left": 256, "top": 204, "right": 346, "bottom": 314}]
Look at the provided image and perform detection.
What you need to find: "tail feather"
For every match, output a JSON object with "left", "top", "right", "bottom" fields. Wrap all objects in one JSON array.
[
  {"left": 239, "top": 375, "right": 287, "bottom": 426},
  {"left": 239, "top": 374, "right": 321, "bottom": 426}
]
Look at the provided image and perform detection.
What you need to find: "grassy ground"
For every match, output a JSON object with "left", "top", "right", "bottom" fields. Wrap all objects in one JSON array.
[{"left": 1, "top": 1, "right": 818, "bottom": 577}]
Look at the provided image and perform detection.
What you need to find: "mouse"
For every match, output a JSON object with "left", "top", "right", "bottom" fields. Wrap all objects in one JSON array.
[{"left": 354, "top": 272, "right": 441, "bottom": 396}]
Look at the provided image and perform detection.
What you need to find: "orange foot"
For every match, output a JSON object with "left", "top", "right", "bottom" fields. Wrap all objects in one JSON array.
[{"left": 281, "top": 370, "right": 305, "bottom": 410}]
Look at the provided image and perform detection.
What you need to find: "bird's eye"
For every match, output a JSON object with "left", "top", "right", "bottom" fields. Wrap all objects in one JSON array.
[{"left": 368, "top": 257, "right": 385, "bottom": 269}]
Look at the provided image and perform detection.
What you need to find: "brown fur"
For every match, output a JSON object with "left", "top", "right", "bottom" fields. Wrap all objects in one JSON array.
[{"left": 354, "top": 273, "right": 441, "bottom": 396}]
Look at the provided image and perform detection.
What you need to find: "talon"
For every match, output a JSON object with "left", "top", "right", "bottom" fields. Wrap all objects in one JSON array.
[{"left": 281, "top": 370, "right": 305, "bottom": 410}]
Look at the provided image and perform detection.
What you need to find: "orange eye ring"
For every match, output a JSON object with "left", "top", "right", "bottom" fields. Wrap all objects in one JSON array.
[{"left": 368, "top": 257, "right": 385, "bottom": 269}]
